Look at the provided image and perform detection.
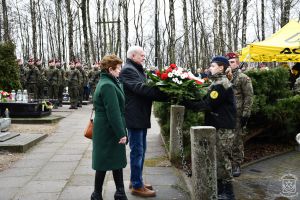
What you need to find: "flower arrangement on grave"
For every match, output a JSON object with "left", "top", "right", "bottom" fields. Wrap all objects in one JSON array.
[{"left": 0, "top": 90, "right": 11, "bottom": 102}]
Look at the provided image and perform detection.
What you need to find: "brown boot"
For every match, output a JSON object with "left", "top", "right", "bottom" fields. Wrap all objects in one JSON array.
[
  {"left": 131, "top": 187, "right": 156, "bottom": 197},
  {"left": 129, "top": 182, "right": 153, "bottom": 190}
]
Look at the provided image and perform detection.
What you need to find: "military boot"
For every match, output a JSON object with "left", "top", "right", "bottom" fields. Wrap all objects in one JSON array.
[{"left": 218, "top": 181, "right": 235, "bottom": 200}]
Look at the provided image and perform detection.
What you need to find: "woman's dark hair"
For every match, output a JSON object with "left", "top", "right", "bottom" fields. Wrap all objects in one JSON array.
[{"left": 100, "top": 54, "right": 122, "bottom": 72}]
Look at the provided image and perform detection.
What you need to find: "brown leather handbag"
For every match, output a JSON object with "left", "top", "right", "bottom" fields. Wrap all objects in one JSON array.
[{"left": 84, "top": 110, "right": 94, "bottom": 139}]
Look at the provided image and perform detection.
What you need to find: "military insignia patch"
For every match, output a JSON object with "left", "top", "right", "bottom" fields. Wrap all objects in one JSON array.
[{"left": 210, "top": 91, "right": 218, "bottom": 99}]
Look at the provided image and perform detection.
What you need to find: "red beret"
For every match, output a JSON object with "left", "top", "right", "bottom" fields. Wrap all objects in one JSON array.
[{"left": 226, "top": 52, "right": 239, "bottom": 59}]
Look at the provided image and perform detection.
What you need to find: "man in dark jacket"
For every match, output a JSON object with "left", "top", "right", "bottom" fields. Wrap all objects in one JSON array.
[{"left": 119, "top": 46, "right": 167, "bottom": 197}]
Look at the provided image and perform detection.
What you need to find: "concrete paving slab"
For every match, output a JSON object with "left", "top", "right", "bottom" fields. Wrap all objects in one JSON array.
[
  {"left": 58, "top": 186, "right": 94, "bottom": 200},
  {"left": 13, "top": 192, "right": 60, "bottom": 200},
  {"left": 0, "top": 133, "right": 47, "bottom": 152},
  {"left": 0, "top": 187, "right": 19, "bottom": 200},
  {"left": 0, "top": 176, "right": 32, "bottom": 188}
]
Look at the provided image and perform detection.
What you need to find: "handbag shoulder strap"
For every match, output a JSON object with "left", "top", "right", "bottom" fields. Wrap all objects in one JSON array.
[{"left": 90, "top": 109, "right": 94, "bottom": 120}]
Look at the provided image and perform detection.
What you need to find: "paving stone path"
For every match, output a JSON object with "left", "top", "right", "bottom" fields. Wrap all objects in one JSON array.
[{"left": 0, "top": 104, "right": 189, "bottom": 200}]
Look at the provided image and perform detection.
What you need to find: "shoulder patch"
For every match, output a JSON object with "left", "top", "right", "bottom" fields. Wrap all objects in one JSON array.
[{"left": 210, "top": 90, "right": 219, "bottom": 99}]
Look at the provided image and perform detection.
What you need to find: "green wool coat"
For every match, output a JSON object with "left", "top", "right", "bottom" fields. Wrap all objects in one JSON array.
[{"left": 92, "top": 72, "right": 127, "bottom": 171}]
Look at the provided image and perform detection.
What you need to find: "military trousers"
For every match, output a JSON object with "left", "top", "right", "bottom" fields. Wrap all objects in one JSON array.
[
  {"left": 232, "top": 117, "right": 245, "bottom": 165},
  {"left": 58, "top": 85, "right": 65, "bottom": 104},
  {"left": 48, "top": 84, "right": 59, "bottom": 100},
  {"left": 69, "top": 85, "right": 79, "bottom": 108},
  {"left": 27, "top": 83, "right": 38, "bottom": 100},
  {"left": 217, "top": 129, "right": 234, "bottom": 183}
]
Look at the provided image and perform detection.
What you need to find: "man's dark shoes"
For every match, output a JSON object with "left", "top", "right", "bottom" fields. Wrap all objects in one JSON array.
[
  {"left": 91, "top": 191, "right": 102, "bottom": 200},
  {"left": 232, "top": 164, "right": 241, "bottom": 177}
]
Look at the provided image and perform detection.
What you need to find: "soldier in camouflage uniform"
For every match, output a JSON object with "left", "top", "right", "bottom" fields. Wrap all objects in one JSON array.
[
  {"left": 17, "top": 59, "right": 27, "bottom": 89},
  {"left": 88, "top": 62, "right": 101, "bottom": 97},
  {"left": 45, "top": 59, "right": 59, "bottom": 107},
  {"left": 226, "top": 52, "right": 254, "bottom": 177},
  {"left": 67, "top": 61, "right": 81, "bottom": 109},
  {"left": 36, "top": 59, "right": 48, "bottom": 99},
  {"left": 184, "top": 56, "right": 236, "bottom": 199},
  {"left": 75, "top": 61, "right": 85, "bottom": 107},
  {"left": 26, "top": 58, "right": 40, "bottom": 99},
  {"left": 56, "top": 59, "right": 66, "bottom": 107}
]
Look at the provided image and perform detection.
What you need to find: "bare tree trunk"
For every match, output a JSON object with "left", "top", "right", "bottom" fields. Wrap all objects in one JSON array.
[
  {"left": 87, "top": 0, "right": 96, "bottom": 63},
  {"left": 241, "top": 0, "right": 248, "bottom": 47},
  {"left": 281, "top": 0, "right": 291, "bottom": 27},
  {"left": 218, "top": 0, "right": 225, "bottom": 55},
  {"left": 271, "top": 0, "right": 277, "bottom": 33},
  {"left": 96, "top": 0, "right": 102, "bottom": 61},
  {"left": 226, "top": 0, "right": 232, "bottom": 51},
  {"left": 16, "top": 2, "right": 25, "bottom": 59},
  {"left": 155, "top": 0, "right": 159, "bottom": 66},
  {"left": 213, "top": 0, "right": 219, "bottom": 54},
  {"left": 169, "top": 0, "right": 176, "bottom": 63},
  {"left": 117, "top": 0, "right": 122, "bottom": 58},
  {"left": 261, "top": 0, "right": 265, "bottom": 40},
  {"left": 25, "top": 21, "right": 30, "bottom": 59},
  {"left": 233, "top": 0, "right": 241, "bottom": 50},
  {"left": 37, "top": 1, "right": 43, "bottom": 60},
  {"left": 30, "top": 0, "right": 38, "bottom": 59},
  {"left": 2, "top": 0, "right": 10, "bottom": 41},
  {"left": 81, "top": 0, "right": 90, "bottom": 65},
  {"left": 55, "top": 0, "right": 62, "bottom": 61},
  {"left": 102, "top": 0, "right": 107, "bottom": 56},
  {"left": 255, "top": 1, "right": 261, "bottom": 41},
  {"left": 182, "top": 0, "right": 191, "bottom": 68},
  {"left": 121, "top": 0, "right": 129, "bottom": 54},
  {"left": 66, "top": 0, "right": 75, "bottom": 61},
  {"left": 191, "top": 0, "right": 198, "bottom": 69},
  {"left": 78, "top": 6, "right": 83, "bottom": 61}
]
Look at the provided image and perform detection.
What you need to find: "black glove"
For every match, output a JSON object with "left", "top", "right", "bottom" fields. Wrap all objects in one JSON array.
[{"left": 240, "top": 116, "right": 249, "bottom": 127}]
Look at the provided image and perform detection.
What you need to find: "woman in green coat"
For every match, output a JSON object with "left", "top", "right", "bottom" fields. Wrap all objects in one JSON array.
[{"left": 91, "top": 55, "right": 128, "bottom": 200}]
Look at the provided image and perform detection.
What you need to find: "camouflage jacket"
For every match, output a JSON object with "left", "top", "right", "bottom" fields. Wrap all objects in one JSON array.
[
  {"left": 26, "top": 66, "right": 40, "bottom": 84},
  {"left": 45, "top": 67, "right": 59, "bottom": 85},
  {"left": 57, "top": 68, "right": 66, "bottom": 86},
  {"left": 88, "top": 70, "right": 101, "bottom": 87},
  {"left": 231, "top": 69, "right": 254, "bottom": 118},
  {"left": 67, "top": 69, "right": 81, "bottom": 86}
]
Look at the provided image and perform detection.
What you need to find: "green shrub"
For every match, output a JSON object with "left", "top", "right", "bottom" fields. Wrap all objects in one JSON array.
[{"left": 0, "top": 42, "right": 21, "bottom": 92}]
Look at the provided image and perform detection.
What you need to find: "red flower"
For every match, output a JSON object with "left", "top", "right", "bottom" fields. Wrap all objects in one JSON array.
[
  {"left": 195, "top": 80, "right": 203, "bottom": 85},
  {"left": 170, "top": 63, "right": 177, "bottom": 69},
  {"left": 161, "top": 73, "right": 168, "bottom": 80},
  {"left": 165, "top": 67, "right": 173, "bottom": 73},
  {"left": 155, "top": 70, "right": 161, "bottom": 77}
]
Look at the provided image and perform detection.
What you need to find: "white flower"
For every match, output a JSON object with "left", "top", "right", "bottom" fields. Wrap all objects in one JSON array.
[
  {"left": 178, "top": 80, "right": 183, "bottom": 85},
  {"left": 168, "top": 72, "right": 173, "bottom": 78},
  {"left": 174, "top": 70, "right": 181, "bottom": 77},
  {"left": 180, "top": 73, "right": 188, "bottom": 79}
]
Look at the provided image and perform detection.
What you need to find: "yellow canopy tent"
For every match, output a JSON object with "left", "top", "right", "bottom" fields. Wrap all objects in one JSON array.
[{"left": 240, "top": 20, "right": 300, "bottom": 62}]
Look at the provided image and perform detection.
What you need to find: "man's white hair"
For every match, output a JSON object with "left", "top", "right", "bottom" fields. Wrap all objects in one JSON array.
[{"left": 127, "top": 46, "right": 143, "bottom": 59}]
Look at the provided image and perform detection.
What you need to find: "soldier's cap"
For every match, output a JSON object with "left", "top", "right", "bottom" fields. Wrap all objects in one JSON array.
[
  {"left": 225, "top": 52, "right": 239, "bottom": 60},
  {"left": 211, "top": 56, "right": 229, "bottom": 67}
]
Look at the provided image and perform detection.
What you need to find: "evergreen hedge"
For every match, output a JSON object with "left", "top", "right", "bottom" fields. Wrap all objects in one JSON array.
[{"left": 0, "top": 42, "right": 21, "bottom": 92}]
